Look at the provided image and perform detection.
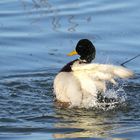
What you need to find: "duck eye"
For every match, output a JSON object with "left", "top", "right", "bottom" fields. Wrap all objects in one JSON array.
[
  {"left": 78, "top": 45, "right": 84, "bottom": 48},
  {"left": 76, "top": 45, "right": 84, "bottom": 53}
]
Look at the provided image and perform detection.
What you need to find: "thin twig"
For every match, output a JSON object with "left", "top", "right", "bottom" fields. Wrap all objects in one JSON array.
[{"left": 121, "top": 54, "right": 140, "bottom": 66}]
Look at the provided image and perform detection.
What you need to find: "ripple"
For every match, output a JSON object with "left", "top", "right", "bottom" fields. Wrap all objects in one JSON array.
[
  {"left": 0, "top": 0, "right": 140, "bottom": 139},
  {"left": 0, "top": 69, "right": 139, "bottom": 138}
]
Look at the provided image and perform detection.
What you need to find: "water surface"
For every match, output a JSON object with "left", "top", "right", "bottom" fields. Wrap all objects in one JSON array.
[{"left": 0, "top": 0, "right": 140, "bottom": 140}]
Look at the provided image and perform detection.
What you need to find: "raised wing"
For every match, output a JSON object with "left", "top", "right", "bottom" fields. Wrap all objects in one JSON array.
[
  {"left": 72, "top": 63, "right": 133, "bottom": 80},
  {"left": 72, "top": 63, "right": 133, "bottom": 93}
]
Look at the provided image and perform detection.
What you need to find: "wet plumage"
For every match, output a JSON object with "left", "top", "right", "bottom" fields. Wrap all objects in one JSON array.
[{"left": 53, "top": 39, "right": 133, "bottom": 108}]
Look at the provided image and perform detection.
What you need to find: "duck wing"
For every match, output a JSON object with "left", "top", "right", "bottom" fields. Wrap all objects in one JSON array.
[{"left": 72, "top": 63, "right": 133, "bottom": 93}]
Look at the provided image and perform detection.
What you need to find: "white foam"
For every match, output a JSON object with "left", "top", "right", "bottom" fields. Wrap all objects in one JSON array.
[{"left": 90, "top": 85, "right": 127, "bottom": 110}]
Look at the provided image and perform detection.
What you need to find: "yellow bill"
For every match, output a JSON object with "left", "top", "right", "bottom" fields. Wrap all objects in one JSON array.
[{"left": 67, "top": 50, "right": 78, "bottom": 56}]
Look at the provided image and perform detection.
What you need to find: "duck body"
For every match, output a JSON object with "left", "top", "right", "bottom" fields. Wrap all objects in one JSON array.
[
  {"left": 54, "top": 59, "right": 97, "bottom": 107},
  {"left": 53, "top": 39, "right": 133, "bottom": 108}
]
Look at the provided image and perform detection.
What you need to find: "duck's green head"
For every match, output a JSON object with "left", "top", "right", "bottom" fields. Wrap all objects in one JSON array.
[{"left": 68, "top": 39, "right": 96, "bottom": 63}]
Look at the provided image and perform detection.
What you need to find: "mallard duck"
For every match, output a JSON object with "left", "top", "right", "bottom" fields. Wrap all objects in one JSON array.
[{"left": 53, "top": 39, "right": 133, "bottom": 108}]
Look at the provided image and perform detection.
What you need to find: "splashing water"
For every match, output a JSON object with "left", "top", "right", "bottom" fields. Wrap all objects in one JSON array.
[
  {"left": 70, "top": 81, "right": 128, "bottom": 110},
  {"left": 95, "top": 83, "right": 127, "bottom": 110}
]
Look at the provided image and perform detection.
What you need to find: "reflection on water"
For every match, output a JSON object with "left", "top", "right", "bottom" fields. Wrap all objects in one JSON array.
[
  {"left": 21, "top": 0, "right": 92, "bottom": 33},
  {"left": 53, "top": 109, "right": 113, "bottom": 138}
]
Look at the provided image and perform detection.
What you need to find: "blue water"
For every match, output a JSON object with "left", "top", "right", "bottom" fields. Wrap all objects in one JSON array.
[{"left": 0, "top": 0, "right": 140, "bottom": 140}]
